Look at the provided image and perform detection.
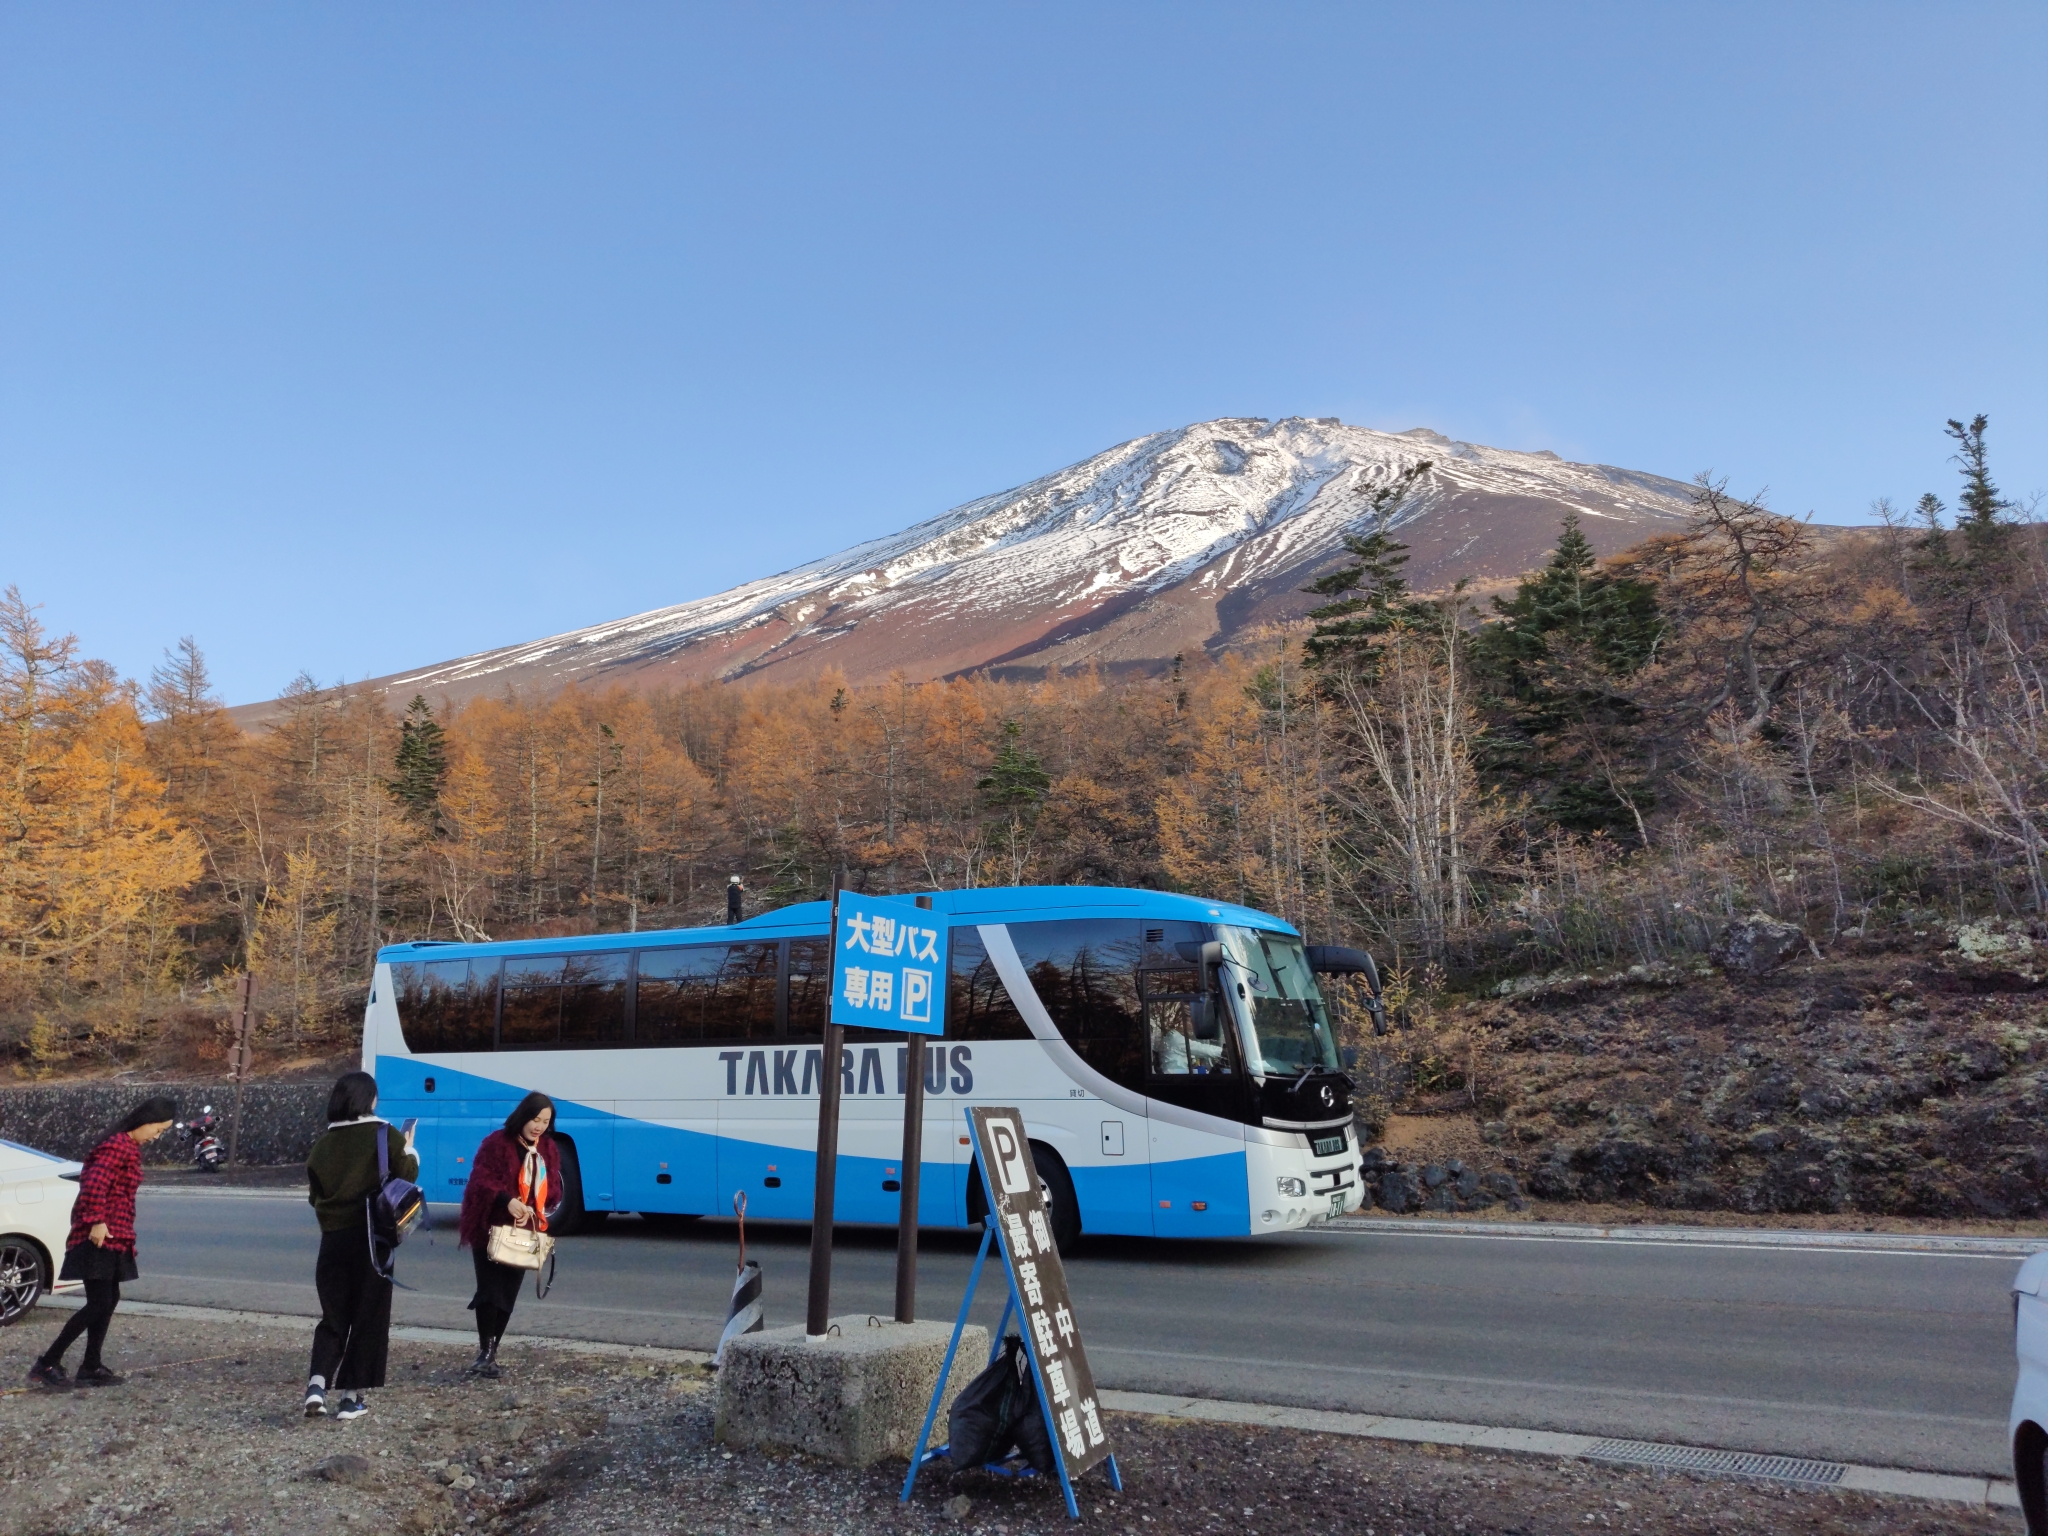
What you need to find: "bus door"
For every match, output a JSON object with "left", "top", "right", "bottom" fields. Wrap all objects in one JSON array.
[{"left": 1142, "top": 961, "right": 1252, "bottom": 1236}]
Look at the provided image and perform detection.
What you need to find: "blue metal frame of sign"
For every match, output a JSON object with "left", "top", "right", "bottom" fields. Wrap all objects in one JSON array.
[
  {"left": 831, "top": 891, "right": 946, "bottom": 1036},
  {"left": 899, "top": 1108, "right": 1122, "bottom": 1520}
]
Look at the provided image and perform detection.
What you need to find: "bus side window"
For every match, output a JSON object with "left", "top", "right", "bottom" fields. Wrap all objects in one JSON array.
[
  {"left": 713, "top": 943, "right": 779, "bottom": 1041},
  {"left": 1007, "top": 919, "right": 1144, "bottom": 1090},
  {"left": 413, "top": 959, "right": 498, "bottom": 1053},
  {"left": 945, "top": 928, "right": 1031, "bottom": 1042},
  {"left": 446, "top": 959, "right": 498, "bottom": 1051},
  {"left": 1140, "top": 967, "right": 1230, "bottom": 1077},
  {"left": 560, "top": 952, "right": 629, "bottom": 1044},
  {"left": 786, "top": 937, "right": 830, "bottom": 1037},
  {"left": 390, "top": 962, "right": 428, "bottom": 1051},
  {"left": 638, "top": 943, "right": 778, "bottom": 1044},
  {"left": 501, "top": 956, "right": 565, "bottom": 1048}
]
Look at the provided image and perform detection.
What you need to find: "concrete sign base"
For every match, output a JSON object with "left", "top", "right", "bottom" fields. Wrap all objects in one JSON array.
[{"left": 715, "top": 1316, "right": 989, "bottom": 1467}]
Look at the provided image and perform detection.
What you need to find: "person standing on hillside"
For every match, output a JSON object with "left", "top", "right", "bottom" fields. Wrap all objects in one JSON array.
[
  {"left": 457, "top": 1091, "right": 563, "bottom": 1379},
  {"left": 304, "top": 1071, "right": 416, "bottom": 1420},
  {"left": 27, "top": 1096, "right": 177, "bottom": 1390},
  {"left": 726, "top": 874, "right": 745, "bottom": 924}
]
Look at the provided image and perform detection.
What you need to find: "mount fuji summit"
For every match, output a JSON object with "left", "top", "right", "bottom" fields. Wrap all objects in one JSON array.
[{"left": 350, "top": 417, "right": 1698, "bottom": 707}]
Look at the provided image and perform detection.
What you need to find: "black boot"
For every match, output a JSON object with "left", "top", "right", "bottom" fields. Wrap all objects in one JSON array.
[{"left": 478, "top": 1336, "right": 502, "bottom": 1379}]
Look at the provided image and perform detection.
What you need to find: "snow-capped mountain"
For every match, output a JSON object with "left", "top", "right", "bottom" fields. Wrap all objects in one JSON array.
[{"left": 340, "top": 417, "right": 1699, "bottom": 707}]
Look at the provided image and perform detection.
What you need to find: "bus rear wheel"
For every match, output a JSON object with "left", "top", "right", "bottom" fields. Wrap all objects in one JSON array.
[{"left": 553, "top": 1140, "right": 607, "bottom": 1234}]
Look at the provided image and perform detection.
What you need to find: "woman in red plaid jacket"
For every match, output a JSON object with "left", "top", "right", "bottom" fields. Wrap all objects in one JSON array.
[{"left": 28, "top": 1096, "right": 177, "bottom": 1390}]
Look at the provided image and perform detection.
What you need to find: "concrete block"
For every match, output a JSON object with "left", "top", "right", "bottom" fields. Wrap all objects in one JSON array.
[{"left": 715, "top": 1314, "right": 989, "bottom": 1467}]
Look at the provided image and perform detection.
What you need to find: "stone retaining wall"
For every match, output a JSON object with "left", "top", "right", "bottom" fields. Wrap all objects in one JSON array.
[{"left": 0, "top": 1080, "right": 330, "bottom": 1166}]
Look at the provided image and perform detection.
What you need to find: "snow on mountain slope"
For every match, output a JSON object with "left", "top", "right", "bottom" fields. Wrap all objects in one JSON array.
[{"left": 296, "top": 417, "right": 1700, "bottom": 711}]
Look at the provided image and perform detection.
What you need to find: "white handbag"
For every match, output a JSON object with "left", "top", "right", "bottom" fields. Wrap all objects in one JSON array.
[{"left": 485, "top": 1222, "right": 554, "bottom": 1270}]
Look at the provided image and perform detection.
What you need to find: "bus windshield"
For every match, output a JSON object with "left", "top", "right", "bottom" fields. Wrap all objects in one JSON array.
[{"left": 1220, "top": 926, "right": 1341, "bottom": 1076}]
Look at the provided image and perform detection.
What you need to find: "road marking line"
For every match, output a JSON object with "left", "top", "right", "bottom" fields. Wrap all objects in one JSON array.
[
  {"left": 1098, "top": 1389, "right": 2022, "bottom": 1510},
  {"left": 1325, "top": 1218, "right": 2047, "bottom": 1258},
  {"left": 1087, "top": 1344, "right": 2010, "bottom": 1429}
]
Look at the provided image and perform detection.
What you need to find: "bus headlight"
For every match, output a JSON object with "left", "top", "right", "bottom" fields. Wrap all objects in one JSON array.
[{"left": 1276, "top": 1176, "right": 1307, "bottom": 1197}]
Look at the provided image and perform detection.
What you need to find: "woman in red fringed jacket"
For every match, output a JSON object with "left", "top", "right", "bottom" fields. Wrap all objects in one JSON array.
[
  {"left": 457, "top": 1091, "right": 562, "bottom": 1378},
  {"left": 28, "top": 1096, "right": 177, "bottom": 1391}
]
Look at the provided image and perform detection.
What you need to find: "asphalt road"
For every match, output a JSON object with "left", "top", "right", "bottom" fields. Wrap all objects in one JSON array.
[{"left": 118, "top": 1191, "right": 2023, "bottom": 1478}]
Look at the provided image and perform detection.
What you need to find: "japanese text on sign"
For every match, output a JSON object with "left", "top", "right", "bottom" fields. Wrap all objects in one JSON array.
[
  {"left": 966, "top": 1107, "right": 1112, "bottom": 1479},
  {"left": 830, "top": 891, "right": 947, "bottom": 1036}
]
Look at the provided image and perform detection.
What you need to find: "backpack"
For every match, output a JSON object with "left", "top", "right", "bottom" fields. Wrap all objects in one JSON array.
[
  {"left": 947, "top": 1335, "right": 1056, "bottom": 1475},
  {"left": 366, "top": 1122, "right": 426, "bottom": 1279}
]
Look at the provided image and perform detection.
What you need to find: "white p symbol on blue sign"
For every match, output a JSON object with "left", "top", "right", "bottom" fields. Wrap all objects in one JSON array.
[{"left": 900, "top": 967, "right": 932, "bottom": 1024}]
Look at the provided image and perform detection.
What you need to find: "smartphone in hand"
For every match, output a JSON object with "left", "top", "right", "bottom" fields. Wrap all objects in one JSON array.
[{"left": 401, "top": 1116, "right": 419, "bottom": 1149}]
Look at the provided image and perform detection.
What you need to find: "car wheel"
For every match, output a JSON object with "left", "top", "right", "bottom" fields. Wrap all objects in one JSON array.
[
  {"left": 0, "top": 1237, "right": 48, "bottom": 1326},
  {"left": 2018, "top": 1420, "right": 2047, "bottom": 1536}
]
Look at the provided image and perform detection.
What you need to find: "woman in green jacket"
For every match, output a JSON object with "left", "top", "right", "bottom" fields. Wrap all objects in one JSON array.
[{"left": 303, "top": 1071, "right": 417, "bottom": 1420}]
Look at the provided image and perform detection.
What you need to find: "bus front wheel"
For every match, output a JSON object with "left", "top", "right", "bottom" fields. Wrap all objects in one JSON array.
[
  {"left": 969, "top": 1142, "right": 1081, "bottom": 1255},
  {"left": 1037, "top": 1148, "right": 1081, "bottom": 1254}
]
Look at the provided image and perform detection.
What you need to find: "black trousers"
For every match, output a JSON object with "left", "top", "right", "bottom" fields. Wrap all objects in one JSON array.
[
  {"left": 309, "top": 1225, "right": 392, "bottom": 1392},
  {"left": 470, "top": 1244, "right": 524, "bottom": 1348},
  {"left": 41, "top": 1276, "right": 120, "bottom": 1372}
]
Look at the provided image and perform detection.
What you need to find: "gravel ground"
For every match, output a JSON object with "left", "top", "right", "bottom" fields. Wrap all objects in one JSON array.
[{"left": 0, "top": 1309, "right": 2018, "bottom": 1536}]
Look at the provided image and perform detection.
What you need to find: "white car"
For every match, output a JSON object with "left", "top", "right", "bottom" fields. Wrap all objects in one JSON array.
[
  {"left": 0, "top": 1137, "right": 82, "bottom": 1326},
  {"left": 2015, "top": 1249, "right": 2048, "bottom": 1535}
]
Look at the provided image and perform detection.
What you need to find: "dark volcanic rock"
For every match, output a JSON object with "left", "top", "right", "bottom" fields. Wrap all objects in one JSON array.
[
  {"left": 1716, "top": 913, "right": 1808, "bottom": 976},
  {"left": 1375, "top": 1170, "right": 1417, "bottom": 1213}
]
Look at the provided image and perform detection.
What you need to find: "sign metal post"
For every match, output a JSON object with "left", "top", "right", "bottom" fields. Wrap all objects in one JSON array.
[
  {"left": 894, "top": 893, "right": 937, "bottom": 1323},
  {"left": 811, "top": 881, "right": 948, "bottom": 1339},
  {"left": 804, "top": 870, "right": 846, "bottom": 1340}
]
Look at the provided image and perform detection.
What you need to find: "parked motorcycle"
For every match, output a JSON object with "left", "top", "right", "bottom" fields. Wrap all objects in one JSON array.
[{"left": 178, "top": 1106, "right": 226, "bottom": 1172}]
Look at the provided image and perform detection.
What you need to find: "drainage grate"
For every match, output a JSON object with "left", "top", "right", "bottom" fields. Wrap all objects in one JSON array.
[{"left": 1583, "top": 1439, "right": 1847, "bottom": 1486}]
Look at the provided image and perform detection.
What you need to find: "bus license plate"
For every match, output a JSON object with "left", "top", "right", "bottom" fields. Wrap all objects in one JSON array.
[{"left": 1329, "top": 1191, "right": 1347, "bottom": 1218}]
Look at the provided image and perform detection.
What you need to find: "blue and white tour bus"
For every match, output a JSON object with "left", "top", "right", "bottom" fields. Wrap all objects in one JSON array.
[{"left": 362, "top": 885, "right": 1373, "bottom": 1248}]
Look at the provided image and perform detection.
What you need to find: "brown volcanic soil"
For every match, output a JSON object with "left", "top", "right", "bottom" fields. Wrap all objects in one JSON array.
[
  {"left": 0, "top": 1310, "right": 2009, "bottom": 1536},
  {"left": 1353, "top": 928, "right": 2048, "bottom": 1224}
]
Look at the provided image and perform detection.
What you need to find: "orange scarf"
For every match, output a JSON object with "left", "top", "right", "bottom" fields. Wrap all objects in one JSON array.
[{"left": 519, "top": 1144, "right": 549, "bottom": 1233}]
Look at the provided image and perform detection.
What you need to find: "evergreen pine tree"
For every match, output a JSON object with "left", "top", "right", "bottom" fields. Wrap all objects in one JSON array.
[
  {"left": 1470, "top": 514, "right": 1663, "bottom": 838},
  {"left": 389, "top": 694, "right": 449, "bottom": 826},
  {"left": 977, "top": 719, "right": 1051, "bottom": 807},
  {"left": 1302, "top": 460, "right": 1432, "bottom": 668},
  {"left": 1947, "top": 414, "right": 2009, "bottom": 529}
]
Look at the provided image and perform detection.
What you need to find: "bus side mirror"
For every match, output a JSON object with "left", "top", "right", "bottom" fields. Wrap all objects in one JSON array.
[
  {"left": 1191, "top": 996, "right": 1221, "bottom": 1043},
  {"left": 1175, "top": 940, "right": 1225, "bottom": 990}
]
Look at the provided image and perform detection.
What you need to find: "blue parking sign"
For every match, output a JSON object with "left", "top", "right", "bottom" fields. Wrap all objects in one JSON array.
[{"left": 830, "top": 892, "right": 946, "bottom": 1036}]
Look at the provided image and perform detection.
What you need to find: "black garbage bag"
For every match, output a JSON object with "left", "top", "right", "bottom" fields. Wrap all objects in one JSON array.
[
  {"left": 948, "top": 1335, "right": 1056, "bottom": 1475},
  {"left": 1006, "top": 1360, "right": 1057, "bottom": 1476}
]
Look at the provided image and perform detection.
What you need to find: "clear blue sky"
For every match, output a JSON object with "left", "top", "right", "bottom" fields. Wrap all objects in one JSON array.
[{"left": 4, "top": 3, "right": 2042, "bottom": 705}]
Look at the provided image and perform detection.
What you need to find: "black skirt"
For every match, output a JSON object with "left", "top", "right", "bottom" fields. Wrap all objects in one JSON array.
[
  {"left": 470, "top": 1243, "right": 527, "bottom": 1315},
  {"left": 60, "top": 1244, "right": 140, "bottom": 1283}
]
